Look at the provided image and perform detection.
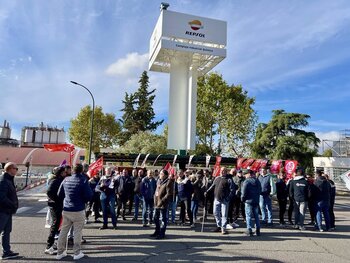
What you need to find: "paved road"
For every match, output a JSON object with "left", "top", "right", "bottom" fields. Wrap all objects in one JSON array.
[{"left": 6, "top": 187, "right": 350, "bottom": 263}]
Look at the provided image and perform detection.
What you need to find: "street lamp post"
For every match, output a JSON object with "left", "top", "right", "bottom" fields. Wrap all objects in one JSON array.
[{"left": 70, "top": 81, "right": 95, "bottom": 164}]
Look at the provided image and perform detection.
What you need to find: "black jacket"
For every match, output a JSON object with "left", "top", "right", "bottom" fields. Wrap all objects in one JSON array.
[
  {"left": 207, "top": 175, "right": 235, "bottom": 203},
  {"left": 0, "top": 172, "right": 19, "bottom": 214},
  {"left": 289, "top": 176, "right": 309, "bottom": 202},
  {"left": 276, "top": 178, "right": 288, "bottom": 201},
  {"left": 314, "top": 176, "right": 331, "bottom": 203},
  {"left": 47, "top": 176, "right": 64, "bottom": 209},
  {"left": 241, "top": 177, "right": 261, "bottom": 205}
]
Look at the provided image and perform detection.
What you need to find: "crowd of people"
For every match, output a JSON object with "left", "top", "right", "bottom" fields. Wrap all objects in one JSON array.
[{"left": 0, "top": 161, "right": 337, "bottom": 260}]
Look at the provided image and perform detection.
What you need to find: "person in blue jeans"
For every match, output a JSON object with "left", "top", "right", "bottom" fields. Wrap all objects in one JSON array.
[
  {"left": 258, "top": 168, "right": 273, "bottom": 226},
  {"left": 241, "top": 169, "right": 262, "bottom": 236},
  {"left": 190, "top": 171, "right": 204, "bottom": 224},
  {"left": 98, "top": 167, "right": 117, "bottom": 230},
  {"left": 132, "top": 169, "right": 144, "bottom": 221},
  {"left": 141, "top": 170, "right": 157, "bottom": 227},
  {"left": 314, "top": 170, "right": 331, "bottom": 232},
  {"left": 205, "top": 167, "right": 235, "bottom": 235}
]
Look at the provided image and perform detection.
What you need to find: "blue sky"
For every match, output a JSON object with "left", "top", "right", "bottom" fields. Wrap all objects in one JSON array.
[{"left": 1, "top": 0, "right": 350, "bottom": 145}]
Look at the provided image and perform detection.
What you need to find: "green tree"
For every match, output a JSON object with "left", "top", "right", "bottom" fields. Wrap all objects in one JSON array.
[
  {"left": 69, "top": 106, "right": 121, "bottom": 153},
  {"left": 119, "top": 131, "right": 168, "bottom": 154},
  {"left": 119, "top": 71, "right": 163, "bottom": 145},
  {"left": 251, "top": 109, "right": 320, "bottom": 169},
  {"left": 196, "top": 72, "right": 257, "bottom": 156},
  {"left": 322, "top": 148, "right": 333, "bottom": 157}
]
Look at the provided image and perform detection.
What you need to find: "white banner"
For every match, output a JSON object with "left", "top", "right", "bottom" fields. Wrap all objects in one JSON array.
[
  {"left": 141, "top": 154, "right": 150, "bottom": 168},
  {"left": 188, "top": 155, "right": 195, "bottom": 167},
  {"left": 341, "top": 170, "right": 350, "bottom": 191},
  {"left": 206, "top": 155, "right": 211, "bottom": 168},
  {"left": 133, "top": 154, "right": 141, "bottom": 168},
  {"left": 152, "top": 154, "right": 162, "bottom": 166},
  {"left": 172, "top": 155, "right": 178, "bottom": 167}
]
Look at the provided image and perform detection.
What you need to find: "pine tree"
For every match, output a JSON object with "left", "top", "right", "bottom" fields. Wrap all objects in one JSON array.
[{"left": 119, "top": 71, "right": 163, "bottom": 145}]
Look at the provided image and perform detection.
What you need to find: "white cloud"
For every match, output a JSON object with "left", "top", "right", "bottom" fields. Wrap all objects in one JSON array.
[
  {"left": 315, "top": 131, "right": 340, "bottom": 142},
  {"left": 105, "top": 52, "right": 149, "bottom": 77}
]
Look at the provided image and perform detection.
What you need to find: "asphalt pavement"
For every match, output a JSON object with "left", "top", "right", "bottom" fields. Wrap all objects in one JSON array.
[{"left": 4, "top": 186, "right": 350, "bottom": 263}]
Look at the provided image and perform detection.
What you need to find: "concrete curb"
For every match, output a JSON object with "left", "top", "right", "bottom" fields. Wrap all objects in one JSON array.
[{"left": 17, "top": 179, "right": 47, "bottom": 192}]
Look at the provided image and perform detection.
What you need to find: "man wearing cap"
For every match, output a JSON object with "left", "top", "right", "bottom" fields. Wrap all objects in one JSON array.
[
  {"left": 0, "top": 162, "right": 20, "bottom": 260},
  {"left": 241, "top": 169, "right": 262, "bottom": 236},
  {"left": 205, "top": 167, "right": 235, "bottom": 235}
]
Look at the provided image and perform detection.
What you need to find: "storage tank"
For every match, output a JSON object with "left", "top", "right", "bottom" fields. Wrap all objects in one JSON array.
[
  {"left": 24, "top": 129, "right": 33, "bottom": 143},
  {"left": 34, "top": 130, "right": 43, "bottom": 143},
  {"left": 49, "top": 131, "right": 58, "bottom": 143},
  {"left": 42, "top": 131, "right": 50, "bottom": 143},
  {"left": 58, "top": 131, "right": 66, "bottom": 143}
]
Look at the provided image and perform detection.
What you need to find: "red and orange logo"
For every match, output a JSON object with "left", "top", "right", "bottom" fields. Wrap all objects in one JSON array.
[{"left": 188, "top": 20, "right": 203, "bottom": 31}]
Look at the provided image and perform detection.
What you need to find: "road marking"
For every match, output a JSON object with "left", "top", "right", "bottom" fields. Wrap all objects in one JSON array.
[
  {"left": 37, "top": 207, "right": 49, "bottom": 214},
  {"left": 16, "top": 207, "right": 32, "bottom": 214},
  {"left": 38, "top": 198, "right": 48, "bottom": 202}
]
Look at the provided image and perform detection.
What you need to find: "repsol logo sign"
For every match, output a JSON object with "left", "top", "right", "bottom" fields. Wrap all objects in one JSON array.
[
  {"left": 186, "top": 20, "right": 205, "bottom": 38},
  {"left": 185, "top": 31, "right": 205, "bottom": 38}
]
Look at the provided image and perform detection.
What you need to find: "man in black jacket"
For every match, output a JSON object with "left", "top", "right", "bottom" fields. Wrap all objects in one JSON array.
[
  {"left": 232, "top": 170, "right": 245, "bottom": 225},
  {"left": 45, "top": 166, "right": 66, "bottom": 254},
  {"left": 0, "top": 162, "right": 20, "bottom": 260},
  {"left": 289, "top": 168, "right": 309, "bottom": 230},
  {"left": 276, "top": 171, "right": 288, "bottom": 225},
  {"left": 205, "top": 167, "right": 235, "bottom": 235},
  {"left": 241, "top": 169, "right": 262, "bottom": 236},
  {"left": 314, "top": 171, "right": 331, "bottom": 232},
  {"left": 325, "top": 174, "right": 336, "bottom": 230}
]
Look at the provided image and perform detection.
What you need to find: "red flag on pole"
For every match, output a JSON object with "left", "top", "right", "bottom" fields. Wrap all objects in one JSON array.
[
  {"left": 237, "top": 158, "right": 245, "bottom": 169},
  {"left": 241, "top": 158, "right": 255, "bottom": 169},
  {"left": 88, "top": 157, "right": 104, "bottom": 177},
  {"left": 163, "top": 162, "right": 172, "bottom": 172},
  {"left": 213, "top": 156, "right": 222, "bottom": 177},
  {"left": 284, "top": 160, "right": 298, "bottom": 180},
  {"left": 270, "top": 160, "right": 282, "bottom": 174},
  {"left": 44, "top": 144, "right": 75, "bottom": 153},
  {"left": 250, "top": 159, "right": 262, "bottom": 172}
]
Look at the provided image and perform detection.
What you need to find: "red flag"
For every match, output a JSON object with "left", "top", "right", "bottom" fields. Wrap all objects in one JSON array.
[
  {"left": 170, "top": 167, "right": 176, "bottom": 176},
  {"left": 250, "top": 159, "right": 262, "bottom": 172},
  {"left": 241, "top": 158, "right": 255, "bottom": 169},
  {"left": 237, "top": 158, "right": 245, "bottom": 169},
  {"left": 270, "top": 160, "right": 282, "bottom": 174},
  {"left": 213, "top": 156, "right": 222, "bottom": 177},
  {"left": 44, "top": 143, "right": 75, "bottom": 153},
  {"left": 163, "top": 162, "right": 172, "bottom": 172},
  {"left": 284, "top": 160, "right": 298, "bottom": 180},
  {"left": 260, "top": 159, "right": 268, "bottom": 169},
  {"left": 88, "top": 157, "right": 104, "bottom": 177}
]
